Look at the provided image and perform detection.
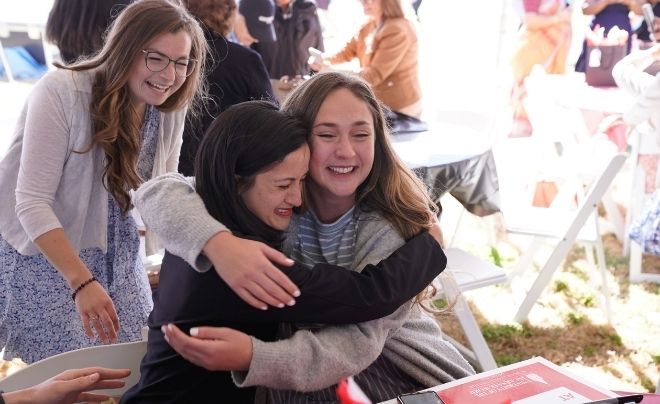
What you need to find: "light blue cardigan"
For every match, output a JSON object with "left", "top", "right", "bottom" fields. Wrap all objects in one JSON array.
[{"left": 0, "top": 68, "right": 186, "bottom": 255}]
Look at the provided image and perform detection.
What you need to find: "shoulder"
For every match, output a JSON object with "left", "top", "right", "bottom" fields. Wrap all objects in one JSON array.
[
  {"left": 28, "top": 69, "right": 94, "bottom": 114},
  {"left": 354, "top": 208, "right": 405, "bottom": 260},
  {"left": 33, "top": 69, "right": 93, "bottom": 98},
  {"left": 227, "top": 40, "right": 263, "bottom": 62},
  {"left": 381, "top": 18, "right": 414, "bottom": 34},
  {"left": 295, "top": 0, "right": 319, "bottom": 12}
]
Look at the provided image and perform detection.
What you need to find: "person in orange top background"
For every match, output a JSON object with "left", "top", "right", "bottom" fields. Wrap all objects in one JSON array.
[
  {"left": 510, "top": 0, "right": 573, "bottom": 136},
  {"left": 310, "top": 0, "right": 422, "bottom": 118}
]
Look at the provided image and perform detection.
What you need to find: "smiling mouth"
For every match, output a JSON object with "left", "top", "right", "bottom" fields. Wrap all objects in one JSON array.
[
  {"left": 147, "top": 80, "right": 170, "bottom": 93},
  {"left": 328, "top": 166, "right": 355, "bottom": 174},
  {"left": 275, "top": 208, "right": 292, "bottom": 216}
]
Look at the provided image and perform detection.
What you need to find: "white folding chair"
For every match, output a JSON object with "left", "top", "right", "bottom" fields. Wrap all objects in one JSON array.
[
  {"left": 503, "top": 153, "right": 627, "bottom": 323},
  {"left": 0, "top": 331, "right": 147, "bottom": 397},
  {"left": 434, "top": 248, "right": 507, "bottom": 372}
]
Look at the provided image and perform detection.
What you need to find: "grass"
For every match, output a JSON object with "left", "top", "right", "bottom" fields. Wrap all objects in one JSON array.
[{"left": 442, "top": 211, "right": 660, "bottom": 393}]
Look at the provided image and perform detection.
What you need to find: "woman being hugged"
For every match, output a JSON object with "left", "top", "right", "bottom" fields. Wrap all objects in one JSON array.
[{"left": 0, "top": 0, "right": 207, "bottom": 363}]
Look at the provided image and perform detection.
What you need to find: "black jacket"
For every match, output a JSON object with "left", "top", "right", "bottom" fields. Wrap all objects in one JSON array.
[
  {"left": 269, "top": 0, "right": 324, "bottom": 78},
  {"left": 178, "top": 29, "right": 275, "bottom": 177}
]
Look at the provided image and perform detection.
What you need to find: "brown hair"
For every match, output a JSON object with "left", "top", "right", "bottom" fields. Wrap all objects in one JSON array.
[
  {"left": 62, "top": 0, "right": 208, "bottom": 213},
  {"left": 186, "top": 0, "right": 237, "bottom": 37},
  {"left": 380, "top": 0, "right": 405, "bottom": 19},
  {"left": 281, "top": 72, "right": 437, "bottom": 240}
]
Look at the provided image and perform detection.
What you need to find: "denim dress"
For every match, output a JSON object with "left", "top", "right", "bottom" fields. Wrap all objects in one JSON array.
[{"left": 0, "top": 106, "right": 159, "bottom": 363}]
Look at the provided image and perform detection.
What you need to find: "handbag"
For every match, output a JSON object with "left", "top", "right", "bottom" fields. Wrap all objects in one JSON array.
[
  {"left": 585, "top": 43, "right": 627, "bottom": 87},
  {"left": 385, "top": 109, "right": 428, "bottom": 134}
]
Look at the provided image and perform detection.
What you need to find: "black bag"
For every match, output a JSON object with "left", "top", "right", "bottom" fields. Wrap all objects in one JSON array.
[
  {"left": 385, "top": 109, "right": 428, "bottom": 134},
  {"left": 585, "top": 43, "right": 627, "bottom": 87}
]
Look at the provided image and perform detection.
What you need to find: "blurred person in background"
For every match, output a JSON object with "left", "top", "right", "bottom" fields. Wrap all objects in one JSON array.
[
  {"left": 510, "top": 0, "right": 573, "bottom": 136},
  {"left": 236, "top": 0, "right": 279, "bottom": 72},
  {"left": 46, "top": 0, "right": 132, "bottom": 64},
  {"left": 634, "top": 0, "right": 660, "bottom": 43},
  {"left": 612, "top": 19, "right": 660, "bottom": 257},
  {"left": 270, "top": 0, "right": 324, "bottom": 79},
  {"left": 178, "top": 0, "right": 274, "bottom": 176},
  {"left": 575, "top": 0, "right": 643, "bottom": 72},
  {"left": 310, "top": 0, "right": 421, "bottom": 118}
]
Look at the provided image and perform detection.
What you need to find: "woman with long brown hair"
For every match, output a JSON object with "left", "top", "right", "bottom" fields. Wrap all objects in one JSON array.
[
  {"left": 0, "top": 0, "right": 207, "bottom": 363},
  {"left": 310, "top": 0, "right": 422, "bottom": 118}
]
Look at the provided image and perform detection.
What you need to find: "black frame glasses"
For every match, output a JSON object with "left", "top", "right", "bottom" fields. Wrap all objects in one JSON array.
[{"left": 141, "top": 50, "right": 197, "bottom": 77}]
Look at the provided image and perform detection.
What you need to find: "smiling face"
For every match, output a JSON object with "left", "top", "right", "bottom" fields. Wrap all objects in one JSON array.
[
  {"left": 307, "top": 88, "right": 375, "bottom": 221},
  {"left": 240, "top": 144, "right": 310, "bottom": 230},
  {"left": 128, "top": 30, "right": 192, "bottom": 113}
]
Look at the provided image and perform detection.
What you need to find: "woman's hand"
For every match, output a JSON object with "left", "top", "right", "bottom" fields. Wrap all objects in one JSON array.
[
  {"left": 74, "top": 281, "right": 120, "bottom": 344},
  {"left": 162, "top": 324, "right": 252, "bottom": 371},
  {"left": 203, "top": 232, "right": 299, "bottom": 310},
  {"left": 3, "top": 367, "right": 130, "bottom": 404}
]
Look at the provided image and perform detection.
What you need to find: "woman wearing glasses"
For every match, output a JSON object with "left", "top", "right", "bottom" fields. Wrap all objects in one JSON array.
[
  {"left": 0, "top": 0, "right": 207, "bottom": 363},
  {"left": 310, "top": 0, "right": 422, "bottom": 117}
]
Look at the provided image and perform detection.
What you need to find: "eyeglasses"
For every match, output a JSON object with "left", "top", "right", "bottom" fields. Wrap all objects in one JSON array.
[{"left": 141, "top": 50, "right": 196, "bottom": 77}]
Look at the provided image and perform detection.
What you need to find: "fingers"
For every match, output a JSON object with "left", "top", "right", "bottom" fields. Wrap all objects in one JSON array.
[
  {"left": 81, "top": 313, "right": 94, "bottom": 339},
  {"left": 87, "top": 314, "right": 109, "bottom": 343},
  {"left": 241, "top": 276, "right": 296, "bottom": 310},
  {"left": 261, "top": 247, "right": 301, "bottom": 296},
  {"left": 105, "top": 302, "right": 120, "bottom": 341},
  {"left": 162, "top": 324, "right": 209, "bottom": 367}
]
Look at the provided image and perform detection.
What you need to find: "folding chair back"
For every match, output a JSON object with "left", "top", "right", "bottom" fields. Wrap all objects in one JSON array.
[
  {"left": 511, "top": 153, "right": 627, "bottom": 323},
  {"left": 0, "top": 339, "right": 147, "bottom": 397}
]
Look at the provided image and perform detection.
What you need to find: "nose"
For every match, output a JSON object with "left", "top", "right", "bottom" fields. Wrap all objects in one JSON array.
[
  {"left": 335, "top": 134, "right": 356, "bottom": 158},
  {"left": 159, "top": 61, "right": 177, "bottom": 81},
  {"left": 285, "top": 182, "right": 303, "bottom": 207}
]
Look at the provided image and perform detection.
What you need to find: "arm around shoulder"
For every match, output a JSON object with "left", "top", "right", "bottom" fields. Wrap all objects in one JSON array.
[{"left": 133, "top": 172, "right": 229, "bottom": 272}]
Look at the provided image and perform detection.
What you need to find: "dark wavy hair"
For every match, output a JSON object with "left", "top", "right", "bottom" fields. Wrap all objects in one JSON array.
[
  {"left": 46, "top": 0, "right": 131, "bottom": 64},
  {"left": 195, "top": 101, "right": 308, "bottom": 248}
]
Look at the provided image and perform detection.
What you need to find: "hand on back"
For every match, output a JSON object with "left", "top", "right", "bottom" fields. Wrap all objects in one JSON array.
[{"left": 203, "top": 232, "right": 299, "bottom": 310}]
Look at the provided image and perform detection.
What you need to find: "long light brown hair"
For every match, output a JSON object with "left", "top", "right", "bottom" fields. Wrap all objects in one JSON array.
[
  {"left": 380, "top": 0, "right": 405, "bottom": 19},
  {"left": 62, "top": 0, "right": 208, "bottom": 213},
  {"left": 281, "top": 72, "right": 437, "bottom": 240}
]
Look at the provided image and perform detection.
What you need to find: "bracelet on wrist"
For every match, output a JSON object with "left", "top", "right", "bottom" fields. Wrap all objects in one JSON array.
[{"left": 71, "top": 277, "right": 98, "bottom": 302}]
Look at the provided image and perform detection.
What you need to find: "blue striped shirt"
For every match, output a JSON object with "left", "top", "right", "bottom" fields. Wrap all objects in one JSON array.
[{"left": 268, "top": 207, "right": 424, "bottom": 403}]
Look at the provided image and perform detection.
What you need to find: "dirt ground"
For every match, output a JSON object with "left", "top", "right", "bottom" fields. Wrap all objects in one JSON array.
[{"left": 439, "top": 206, "right": 660, "bottom": 393}]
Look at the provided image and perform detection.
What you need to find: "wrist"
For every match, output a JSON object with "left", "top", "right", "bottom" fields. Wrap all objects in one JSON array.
[
  {"left": 71, "top": 277, "right": 98, "bottom": 302},
  {"left": 202, "top": 230, "right": 232, "bottom": 258},
  {"left": 3, "top": 390, "right": 33, "bottom": 404}
]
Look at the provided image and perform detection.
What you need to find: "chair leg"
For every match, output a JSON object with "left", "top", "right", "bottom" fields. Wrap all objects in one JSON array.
[
  {"left": 452, "top": 294, "right": 498, "bottom": 371},
  {"left": 629, "top": 241, "right": 644, "bottom": 283},
  {"left": 437, "top": 273, "right": 498, "bottom": 372},
  {"left": 602, "top": 191, "right": 625, "bottom": 242},
  {"left": 594, "top": 237, "right": 613, "bottom": 324},
  {"left": 514, "top": 238, "right": 573, "bottom": 323},
  {"left": 506, "top": 236, "right": 543, "bottom": 285}
]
